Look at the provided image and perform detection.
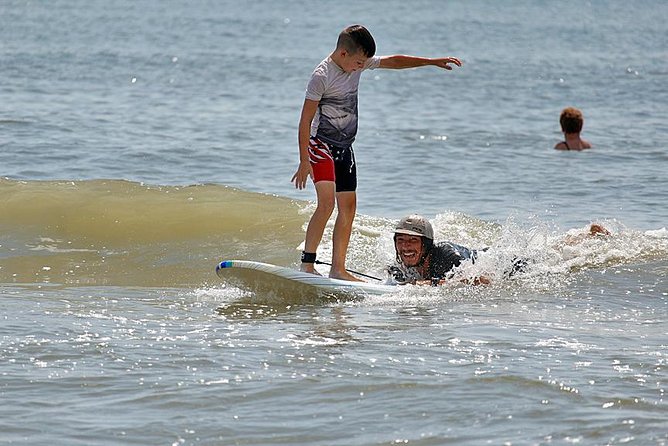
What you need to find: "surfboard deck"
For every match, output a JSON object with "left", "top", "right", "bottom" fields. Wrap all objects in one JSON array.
[{"left": 216, "top": 260, "right": 396, "bottom": 299}]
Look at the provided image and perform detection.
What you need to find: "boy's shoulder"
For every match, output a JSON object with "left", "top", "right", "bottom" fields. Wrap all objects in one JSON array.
[{"left": 310, "top": 57, "right": 334, "bottom": 76}]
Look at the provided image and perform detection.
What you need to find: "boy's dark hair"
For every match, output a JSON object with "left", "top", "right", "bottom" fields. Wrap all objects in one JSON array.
[
  {"left": 560, "top": 107, "right": 584, "bottom": 134},
  {"left": 336, "top": 25, "right": 376, "bottom": 58}
]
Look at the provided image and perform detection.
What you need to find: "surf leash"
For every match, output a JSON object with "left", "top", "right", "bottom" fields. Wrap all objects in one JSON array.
[{"left": 314, "top": 260, "right": 382, "bottom": 281}]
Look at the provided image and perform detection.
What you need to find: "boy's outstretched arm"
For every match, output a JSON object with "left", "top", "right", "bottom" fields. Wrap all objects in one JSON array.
[
  {"left": 291, "top": 99, "right": 320, "bottom": 190},
  {"left": 379, "top": 55, "right": 462, "bottom": 70}
]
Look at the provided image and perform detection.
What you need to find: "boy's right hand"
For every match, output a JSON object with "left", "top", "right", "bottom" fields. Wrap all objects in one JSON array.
[{"left": 291, "top": 160, "right": 312, "bottom": 190}]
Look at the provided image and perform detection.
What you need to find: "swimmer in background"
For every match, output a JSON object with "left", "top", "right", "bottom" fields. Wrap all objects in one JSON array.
[{"left": 554, "top": 107, "right": 592, "bottom": 151}]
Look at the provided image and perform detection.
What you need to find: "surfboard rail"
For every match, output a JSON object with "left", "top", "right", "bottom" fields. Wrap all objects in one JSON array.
[{"left": 216, "top": 260, "right": 396, "bottom": 296}]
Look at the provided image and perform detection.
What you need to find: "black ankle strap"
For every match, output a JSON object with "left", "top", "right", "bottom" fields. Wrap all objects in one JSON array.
[{"left": 301, "top": 251, "right": 316, "bottom": 263}]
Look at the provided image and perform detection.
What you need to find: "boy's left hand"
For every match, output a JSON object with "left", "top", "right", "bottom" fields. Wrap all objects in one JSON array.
[{"left": 434, "top": 57, "right": 462, "bottom": 70}]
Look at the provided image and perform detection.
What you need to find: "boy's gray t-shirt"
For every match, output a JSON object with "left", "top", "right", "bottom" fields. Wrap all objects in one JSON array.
[{"left": 305, "top": 55, "right": 381, "bottom": 148}]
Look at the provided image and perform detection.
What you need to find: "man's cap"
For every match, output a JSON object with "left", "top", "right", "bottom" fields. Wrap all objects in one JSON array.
[{"left": 394, "top": 215, "right": 434, "bottom": 240}]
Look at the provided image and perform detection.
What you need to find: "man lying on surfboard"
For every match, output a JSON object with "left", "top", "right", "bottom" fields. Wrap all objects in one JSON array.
[
  {"left": 387, "top": 215, "right": 491, "bottom": 286},
  {"left": 387, "top": 215, "right": 610, "bottom": 286}
]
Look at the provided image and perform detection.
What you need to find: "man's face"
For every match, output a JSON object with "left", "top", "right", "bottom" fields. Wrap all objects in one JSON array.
[
  {"left": 340, "top": 50, "right": 368, "bottom": 72},
  {"left": 395, "top": 234, "right": 425, "bottom": 267}
]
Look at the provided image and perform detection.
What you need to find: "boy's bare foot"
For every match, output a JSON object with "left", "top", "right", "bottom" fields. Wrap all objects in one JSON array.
[
  {"left": 329, "top": 269, "right": 365, "bottom": 282},
  {"left": 300, "top": 264, "right": 322, "bottom": 276}
]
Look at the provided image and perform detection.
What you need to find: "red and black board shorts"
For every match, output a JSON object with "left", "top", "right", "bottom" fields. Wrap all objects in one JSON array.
[{"left": 308, "top": 136, "right": 357, "bottom": 192}]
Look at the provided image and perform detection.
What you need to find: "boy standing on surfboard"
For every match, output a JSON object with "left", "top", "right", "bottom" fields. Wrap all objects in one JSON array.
[{"left": 291, "top": 24, "right": 462, "bottom": 281}]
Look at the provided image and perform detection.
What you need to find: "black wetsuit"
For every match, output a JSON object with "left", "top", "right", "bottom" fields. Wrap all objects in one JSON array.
[{"left": 389, "top": 242, "right": 477, "bottom": 284}]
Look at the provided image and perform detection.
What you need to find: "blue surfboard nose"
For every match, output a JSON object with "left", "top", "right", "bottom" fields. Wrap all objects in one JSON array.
[{"left": 216, "top": 261, "right": 234, "bottom": 271}]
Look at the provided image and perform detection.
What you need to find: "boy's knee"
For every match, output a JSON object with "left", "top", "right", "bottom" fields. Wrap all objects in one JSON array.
[
  {"left": 337, "top": 202, "right": 357, "bottom": 220},
  {"left": 317, "top": 197, "right": 336, "bottom": 214},
  {"left": 340, "top": 200, "right": 356, "bottom": 211}
]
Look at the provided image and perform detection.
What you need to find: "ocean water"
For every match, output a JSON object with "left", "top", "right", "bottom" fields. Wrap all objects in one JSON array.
[{"left": 1, "top": 1, "right": 667, "bottom": 445}]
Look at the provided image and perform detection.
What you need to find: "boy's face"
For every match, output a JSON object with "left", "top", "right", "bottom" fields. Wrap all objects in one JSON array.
[{"left": 340, "top": 50, "right": 369, "bottom": 73}]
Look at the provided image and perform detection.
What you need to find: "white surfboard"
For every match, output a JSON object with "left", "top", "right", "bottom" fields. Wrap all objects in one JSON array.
[{"left": 216, "top": 260, "right": 396, "bottom": 298}]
